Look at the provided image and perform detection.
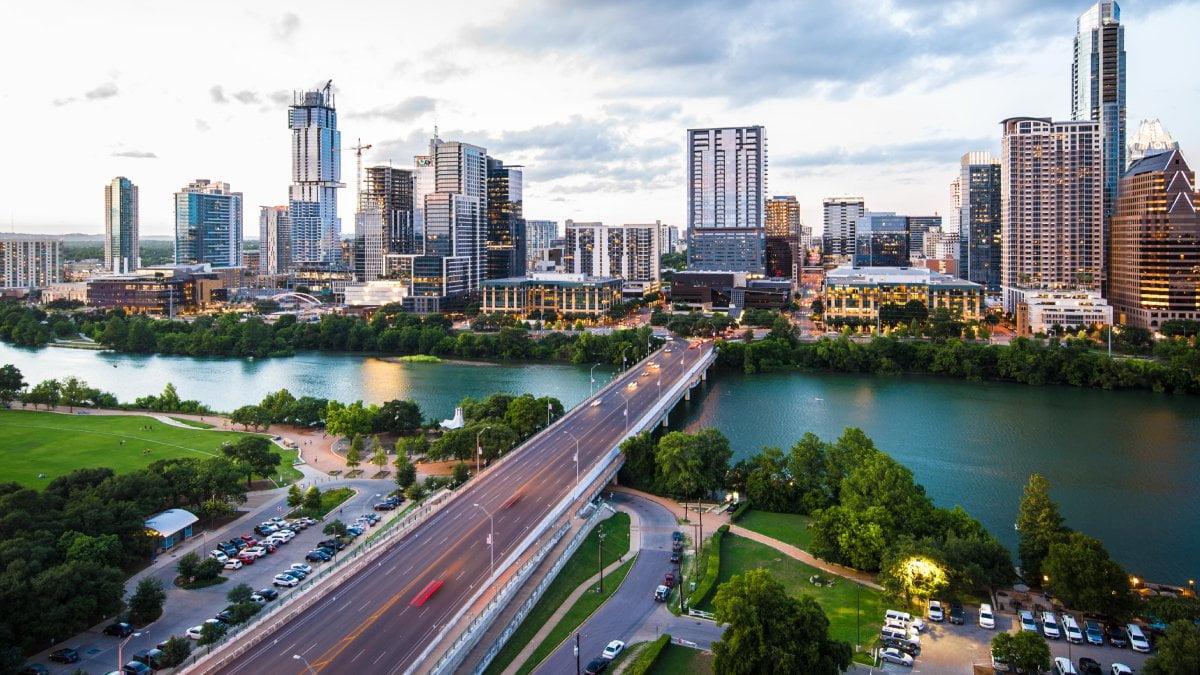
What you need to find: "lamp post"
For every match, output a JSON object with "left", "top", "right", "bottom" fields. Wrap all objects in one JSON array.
[
  {"left": 476, "top": 426, "right": 491, "bottom": 474},
  {"left": 293, "top": 654, "right": 317, "bottom": 674},
  {"left": 616, "top": 391, "right": 629, "bottom": 433},
  {"left": 621, "top": 345, "right": 630, "bottom": 371},
  {"left": 589, "top": 363, "right": 600, "bottom": 396},
  {"left": 597, "top": 529, "right": 606, "bottom": 594},
  {"left": 564, "top": 429, "right": 581, "bottom": 487},
  {"left": 118, "top": 632, "right": 140, "bottom": 672},
  {"left": 473, "top": 503, "right": 495, "bottom": 577},
  {"left": 574, "top": 632, "right": 581, "bottom": 675},
  {"left": 547, "top": 400, "right": 554, "bottom": 427}
]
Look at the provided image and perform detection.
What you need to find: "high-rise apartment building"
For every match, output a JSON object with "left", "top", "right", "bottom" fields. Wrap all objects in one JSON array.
[
  {"left": 904, "top": 216, "right": 942, "bottom": 263},
  {"left": 1127, "top": 118, "right": 1178, "bottom": 166},
  {"left": 1109, "top": 147, "right": 1200, "bottom": 330},
  {"left": 259, "top": 206, "right": 291, "bottom": 276},
  {"left": 1000, "top": 117, "right": 1103, "bottom": 311},
  {"left": 822, "top": 196, "right": 865, "bottom": 265},
  {"left": 956, "top": 152, "right": 1003, "bottom": 291},
  {"left": 686, "top": 126, "right": 766, "bottom": 273},
  {"left": 854, "top": 212, "right": 908, "bottom": 267},
  {"left": 564, "top": 221, "right": 661, "bottom": 287},
  {"left": 486, "top": 158, "right": 525, "bottom": 280},
  {"left": 355, "top": 166, "right": 414, "bottom": 281},
  {"left": 174, "top": 179, "right": 243, "bottom": 267},
  {"left": 0, "top": 238, "right": 61, "bottom": 288},
  {"left": 288, "top": 82, "right": 342, "bottom": 265},
  {"left": 104, "top": 176, "right": 139, "bottom": 273},
  {"left": 525, "top": 220, "right": 558, "bottom": 272},
  {"left": 765, "top": 196, "right": 800, "bottom": 280}
]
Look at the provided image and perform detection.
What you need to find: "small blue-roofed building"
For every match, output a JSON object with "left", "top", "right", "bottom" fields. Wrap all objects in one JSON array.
[{"left": 145, "top": 508, "right": 199, "bottom": 554}]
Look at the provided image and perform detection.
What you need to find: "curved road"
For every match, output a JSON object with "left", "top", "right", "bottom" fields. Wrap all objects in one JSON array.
[
  {"left": 215, "top": 339, "right": 714, "bottom": 675},
  {"left": 532, "top": 492, "right": 724, "bottom": 674}
]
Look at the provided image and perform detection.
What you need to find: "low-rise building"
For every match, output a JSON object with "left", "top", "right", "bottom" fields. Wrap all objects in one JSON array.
[
  {"left": 824, "top": 266, "right": 984, "bottom": 323},
  {"left": 669, "top": 271, "right": 790, "bottom": 310},
  {"left": 1011, "top": 288, "right": 1112, "bottom": 336},
  {"left": 41, "top": 282, "right": 89, "bottom": 304},
  {"left": 480, "top": 273, "right": 621, "bottom": 316},
  {"left": 86, "top": 264, "right": 223, "bottom": 314},
  {"left": 145, "top": 508, "right": 198, "bottom": 556},
  {"left": 343, "top": 280, "right": 410, "bottom": 307}
]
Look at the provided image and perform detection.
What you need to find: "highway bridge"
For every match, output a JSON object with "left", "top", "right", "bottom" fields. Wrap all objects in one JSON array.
[{"left": 195, "top": 337, "right": 717, "bottom": 674}]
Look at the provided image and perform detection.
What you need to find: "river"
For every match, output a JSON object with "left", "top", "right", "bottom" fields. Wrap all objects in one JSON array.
[{"left": 2, "top": 343, "right": 1196, "bottom": 584}]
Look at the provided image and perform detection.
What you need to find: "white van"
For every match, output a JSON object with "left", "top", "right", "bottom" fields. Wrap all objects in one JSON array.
[
  {"left": 1126, "top": 623, "right": 1151, "bottom": 652},
  {"left": 884, "top": 609, "right": 925, "bottom": 632},
  {"left": 879, "top": 626, "right": 920, "bottom": 647},
  {"left": 1041, "top": 612, "right": 1061, "bottom": 639},
  {"left": 978, "top": 603, "right": 995, "bottom": 629},
  {"left": 1062, "top": 614, "right": 1083, "bottom": 643}
]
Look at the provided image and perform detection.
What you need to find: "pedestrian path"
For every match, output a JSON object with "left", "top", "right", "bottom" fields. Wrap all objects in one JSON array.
[
  {"left": 502, "top": 505, "right": 643, "bottom": 675},
  {"left": 727, "top": 525, "right": 883, "bottom": 591}
]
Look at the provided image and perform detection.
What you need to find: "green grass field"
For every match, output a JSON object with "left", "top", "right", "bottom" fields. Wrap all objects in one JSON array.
[
  {"left": 483, "top": 512, "right": 632, "bottom": 675},
  {"left": 735, "top": 510, "right": 813, "bottom": 551},
  {"left": 647, "top": 644, "right": 714, "bottom": 675},
  {"left": 0, "top": 409, "right": 301, "bottom": 488},
  {"left": 697, "top": 534, "right": 883, "bottom": 652}
]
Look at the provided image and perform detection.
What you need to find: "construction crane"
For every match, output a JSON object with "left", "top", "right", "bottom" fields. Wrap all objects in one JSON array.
[{"left": 344, "top": 138, "right": 372, "bottom": 209}]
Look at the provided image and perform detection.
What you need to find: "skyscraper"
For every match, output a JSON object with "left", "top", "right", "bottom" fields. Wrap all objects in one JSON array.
[
  {"left": 854, "top": 212, "right": 908, "bottom": 267},
  {"left": 564, "top": 221, "right": 660, "bottom": 287},
  {"left": 1072, "top": 1, "right": 1125, "bottom": 294},
  {"left": 956, "top": 152, "right": 1003, "bottom": 291},
  {"left": 1110, "top": 147, "right": 1200, "bottom": 330},
  {"left": 0, "top": 238, "right": 61, "bottom": 288},
  {"left": 904, "top": 216, "right": 942, "bottom": 263},
  {"left": 1127, "top": 118, "right": 1179, "bottom": 166},
  {"left": 486, "top": 158, "right": 525, "bottom": 280},
  {"left": 822, "top": 196, "right": 865, "bottom": 265},
  {"left": 104, "top": 176, "right": 139, "bottom": 273},
  {"left": 686, "top": 126, "right": 766, "bottom": 273},
  {"left": 288, "top": 82, "right": 342, "bottom": 265},
  {"left": 525, "top": 220, "right": 558, "bottom": 272},
  {"left": 259, "top": 206, "right": 291, "bottom": 276},
  {"left": 174, "top": 179, "right": 243, "bottom": 267},
  {"left": 765, "top": 196, "right": 800, "bottom": 280},
  {"left": 355, "top": 166, "right": 413, "bottom": 281},
  {"left": 1000, "top": 117, "right": 1103, "bottom": 311}
]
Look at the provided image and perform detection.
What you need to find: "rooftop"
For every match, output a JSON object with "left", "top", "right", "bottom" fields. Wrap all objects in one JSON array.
[
  {"left": 145, "top": 508, "right": 198, "bottom": 535},
  {"left": 825, "top": 266, "right": 983, "bottom": 289}
]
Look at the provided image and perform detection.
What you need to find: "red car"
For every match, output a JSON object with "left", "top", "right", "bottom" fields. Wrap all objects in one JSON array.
[
  {"left": 664, "top": 572, "right": 675, "bottom": 588},
  {"left": 236, "top": 553, "right": 256, "bottom": 564},
  {"left": 240, "top": 535, "right": 257, "bottom": 545},
  {"left": 261, "top": 543, "right": 277, "bottom": 554}
]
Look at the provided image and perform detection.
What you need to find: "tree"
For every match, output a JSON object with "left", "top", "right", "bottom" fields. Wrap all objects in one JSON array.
[
  {"left": 991, "top": 631, "right": 1050, "bottom": 675},
  {"left": 374, "top": 399, "right": 423, "bottom": 433},
  {"left": 59, "top": 377, "right": 90, "bottom": 411},
  {"left": 128, "top": 577, "right": 167, "bottom": 624},
  {"left": 230, "top": 405, "right": 267, "bottom": 431},
  {"left": 176, "top": 551, "right": 201, "bottom": 581},
  {"left": 504, "top": 394, "right": 544, "bottom": 437},
  {"left": 195, "top": 557, "right": 223, "bottom": 581},
  {"left": 198, "top": 620, "right": 227, "bottom": 646},
  {"left": 1143, "top": 621, "right": 1200, "bottom": 675},
  {"left": 711, "top": 568, "right": 852, "bottom": 675},
  {"left": 226, "top": 583, "right": 254, "bottom": 605},
  {"left": 394, "top": 449, "right": 417, "bottom": 490},
  {"left": 303, "top": 485, "right": 322, "bottom": 512},
  {"left": 323, "top": 519, "right": 348, "bottom": 538},
  {"left": 221, "top": 436, "right": 282, "bottom": 487},
  {"left": 286, "top": 484, "right": 303, "bottom": 509},
  {"left": 693, "top": 428, "right": 733, "bottom": 498},
  {"left": 325, "top": 400, "right": 378, "bottom": 439},
  {"left": 656, "top": 432, "right": 703, "bottom": 514},
  {"left": 1016, "top": 473, "right": 1069, "bottom": 584},
  {"left": 880, "top": 554, "right": 949, "bottom": 606},
  {"left": 0, "top": 363, "right": 25, "bottom": 404},
  {"left": 617, "top": 432, "right": 657, "bottom": 489},
  {"left": 451, "top": 461, "right": 470, "bottom": 485},
  {"left": 345, "top": 435, "right": 363, "bottom": 470},
  {"left": 22, "top": 378, "right": 61, "bottom": 409},
  {"left": 158, "top": 635, "right": 192, "bottom": 668},
  {"left": 404, "top": 482, "right": 426, "bottom": 502},
  {"left": 370, "top": 437, "right": 388, "bottom": 474},
  {"left": 1042, "top": 532, "right": 1135, "bottom": 618}
]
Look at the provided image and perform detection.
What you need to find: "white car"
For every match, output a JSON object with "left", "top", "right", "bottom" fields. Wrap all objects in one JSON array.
[
  {"left": 1018, "top": 610, "right": 1038, "bottom": 632},
  {"left": 209, "top": 549, "right": 229, "bottom": 562},
  {"left": 879, "top": 647, "right": 913, "bottom": 667},
  {"left": 186, "top": 619, "right": 224, "bottom": 640},
  {"left": 222, "top": 559, "right": 243, "bottom": 570},
  {"left": 273, "top": 573, "right": 299, "bottom": 587},
  {"left": 1126, "top": 623, "right": 1151, "bottom": 652},
  {"left": 1052, "top": 657, "right": 1077, "bottom": 675},
  {"left": 978, "top": 603, "right": 995, "bottom": 629},
  {"left": 1110, "top": 665, "right": 1133, "bottom": 675},
  {"left": 601, "top": 640, "right": 625, "bottom": 660},
  {"left": 243, "top": 546, "right": 267, "bottom": 558},
  {"left": 290, "top": 563, "right": 313, "bottom": 574},
  {"left": 1042, "top": 612, "right": 1061, "bottom": 639},
  {"left": 927, "top": 600, "right": 944, "bottom": 622}
]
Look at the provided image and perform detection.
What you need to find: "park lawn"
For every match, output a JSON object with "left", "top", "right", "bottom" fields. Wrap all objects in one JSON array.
[
  {"left": 735, "top": 510, "right": 812, "bottom": 551},
  {"left": 697, "top": 534, "right": 883, "bottom": 653},
  {"left": 483, "top": 512, "right": 631, "bottom": 675},
  {"left": 647, "top": 644, "right": 714, "bottom": 675},
  {"left": 0, "top": 409, "right": 301, "bottom": 488}
]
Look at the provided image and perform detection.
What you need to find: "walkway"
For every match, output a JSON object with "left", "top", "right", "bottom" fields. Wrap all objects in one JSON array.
[{"left": 727, "top": 525, "right": 883, "bottom": 590}]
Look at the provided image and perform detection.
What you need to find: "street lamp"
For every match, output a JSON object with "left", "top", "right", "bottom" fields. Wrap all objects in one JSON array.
[
  {"left": 476, "top": 426, "right": 492, "bottom": 475},
  {"left": 293, "top": 654, "right": 317, "bottom": 674},
  {"left": 621, "top": 344, "right": 630, "bottom": 371},
  {"left": 597, "top": 529, "right": 606, "bottom": 594},
  {"left": 118, "top": 631, "right": 140, "bottom": 672},
  {"left": 589, "top": 363, "right": 600, "bottom": 396},
  {"left": 574, "top": 632, "right": 581, "bottom": 675},
  {"left": 564, "top": 429, "right": 581, "bottom": 486},
  {"left": 473, "top": 503, "right": 496, "bottom": 577}
]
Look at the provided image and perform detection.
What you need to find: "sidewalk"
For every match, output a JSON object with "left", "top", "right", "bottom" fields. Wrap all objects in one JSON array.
[
  {"left": 728, "top": 525, "right": 883, "bottom": 591},
  {"left": 610, "top": 486, "right": 731, "bottom": 530},
  {"left": 502, "top": 505, "right": 642, "bottom": 675}
]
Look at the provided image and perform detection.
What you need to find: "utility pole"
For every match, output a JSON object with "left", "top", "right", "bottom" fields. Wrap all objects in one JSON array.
[
  {"left": 597, "top": 529, "right": 606, "bottom": 593},
  {"left": 574, "top": 632, "right": 581, "bottom": 675}
]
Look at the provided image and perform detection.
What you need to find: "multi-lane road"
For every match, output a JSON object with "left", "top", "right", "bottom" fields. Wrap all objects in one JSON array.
[{"left": 216, "top": 338, "right": 714, "bottom": 675}]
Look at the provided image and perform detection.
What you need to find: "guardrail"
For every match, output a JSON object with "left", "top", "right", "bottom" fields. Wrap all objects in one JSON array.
[{"left": 181, "top": 487, "right": 454, "bottom": 673}]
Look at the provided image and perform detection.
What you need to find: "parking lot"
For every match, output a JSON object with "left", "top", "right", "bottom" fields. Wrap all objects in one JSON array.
[{"left": 874, "top": 604, "right": 1152, "bottom": 674}]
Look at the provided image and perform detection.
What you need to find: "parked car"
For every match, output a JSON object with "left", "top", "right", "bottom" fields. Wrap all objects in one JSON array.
[
  {"left": 1018, "top": 610, "right": 1039, "bottom": 633},
  {"left": 927, "top": 600, "right": 944, "bottom": 622},
  {"left": 1109, "top": 665, "right": 1133, "bottom": 675},
  {"left": 282, "top": 569, "right": 306, "bottom": 580},
  {"left": 122, "top": 661, "right": 152, "bottom": 675},
  {"left": 991, "top": 649, "right": 1010, "bottom": 672},
  {"left": 948, "top": 601, "right": 964, "bottom": 625},
  {"left": 879, "top": 647, "right": 914, "bottom": 667},
  {"left": 978, "top": 603, "right": 995, "bottom": 629},
  {"left": 1063, "top": 614, "right": 1084, "bottom": 643},
  {"left": 236, "top": 553, "right": 256, "bottom": 565},
  {"left": 185, "top": 619, "right": 224, "bottom": 640},
  {"left": 18, "top": 665, "right": 48, "bottom": 675},
  {"left": 653, "top": 585, "right": 670, "bottom": 602},
  {"left": 132, "top": 649, "right": 165, "bottom": 670},
  {"left": 601, "top": 640, "right": 625, "bottom": 660},
  {"left": 306, "top": 551, "right": 331, "bottom": 562},
  {"left": 209, "top": 549, "right": 229, "bottom": 562},
  {"left": 374, "top": 502, "right": 396, "bottom": 511},
  {"left": 1077, "top": 657, "right": 1102, "bottom": 675},
  {"left": 239, "top": 535, "right": 257, "bottom": 545},
  {"left": 256, "top": 588, "right": 279, "bottom": 601},
  {"left": 223, "top": 559, "right": 244, "bottom": 570},
  {"left": 290, "top": 563, "right": 313, "bottom": 574},
  {"left": 584, "top": 658, "right": 609, "bottom": 674},
  {"left": 49, "top": 648, "right": 80, "bottom": 664},
  {"left": 669, "top": 551, "right": 681, "bottom": 564},
  {"left": 273, "top": 574, "right": 299, "bottom": 587},
  {"left": 346, "top": 527, "right": 363, "bottom": 537},
  {"left": 1126, "top": 623, "right": 1151, "bottom": 653},
  {"left": 319, "top": 539, "right": 346, "bottom": 551},
  {"left": 215, "top": 609, "right": 234, "bottom": 623},
  {"left": 103, "top": 622, "right": 134, "bottom": 637},
  {"left": 663, "top": 572, "right": 675, "bottom": 588},
  {"left": 1084, "top": 620, "right": 1105, "bottom": 645},
  {"left": 881, "top": 638, "right": 918, "bottom": 656},
  {"left": 1042, "top": 612, "right": 1062, "bottom": 639},
  {"left": 1053, "top": 657, "right": 1078, "bottom": 675}
]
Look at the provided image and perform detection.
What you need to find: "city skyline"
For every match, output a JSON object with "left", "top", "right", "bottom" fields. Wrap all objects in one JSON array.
[{"left": 3, "top": 1, "right": 1197, "bottom": 237}]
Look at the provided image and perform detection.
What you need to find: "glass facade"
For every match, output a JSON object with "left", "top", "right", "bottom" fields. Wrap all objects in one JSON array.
[
  {"left": 486, "top": 158, "right": 525, "bottom": 280},
  {"left": 104, "top": 176, "right": 139, "bottom": 273},
  {"left": 824, "top": 267, "right": 984, "bottom": 323},
  {"left": 854, "top": 213, "right": 908, "bottom": 267},
  {"left": 957, "top": 153, "right": 1002, "bottom": 291},
  {"left": 765, "top": 196, "right": 800, "bottom": 280},
  {"left": 822, "top": 197, "right": 865, "bottom": 264},
  {"left": 174, "top": 180, "right": 243, "bottom": 268},
  {"left": 288, "top": 85, "right": 342, "bottom": 264},
  {"left": 687, "top": 126, "right": 766, "bottom": 273}
]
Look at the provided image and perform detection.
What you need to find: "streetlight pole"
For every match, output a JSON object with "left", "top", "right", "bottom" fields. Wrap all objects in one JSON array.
[
  {"left": 621, "top": 345, "right": 630, "bottom": 371},
  {"left": 617, "top": 391, "right": 629, "bottom": 433},
  {"left": 574, "top": 632, "right": 581, "bottom": 675},
  {"left": 473, "top": 503, "right": 495, "bottom": 578},
  {"left": 597, "top": 529, "right": 606, "bottom": 594},
  {"left": 118, "top": 633, "right": 138, "bottom": 672},
  {"left": 564, "top": 429, "right": 581, "bottom": 486},
  {"left": 293, "top": 654, "right": 317, "bottom": 674},
  {"left": 476, "top": 426, "right": 491, "bottom": 475},
  {"left": 547, "top": 400, "right": 553, "bottom": 427},
  {"left": 589, "top": 363, "right": 600, "bottom": 396}
]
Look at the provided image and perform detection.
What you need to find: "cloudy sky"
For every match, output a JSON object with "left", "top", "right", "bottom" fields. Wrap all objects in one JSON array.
[{"left": 1, "top": 0, "right": 1196, "bottom": 238}]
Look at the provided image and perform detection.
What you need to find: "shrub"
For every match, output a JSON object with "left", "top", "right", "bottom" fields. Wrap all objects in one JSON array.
[
  {"left": 628, "top": 634, "right": 672, "bottom": 675},
  {"left": 730, "top": 502, "right": 750, "bottom": 522},
  {"left": 689, "top": 525, "right": 728, "bottom": 609}
]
